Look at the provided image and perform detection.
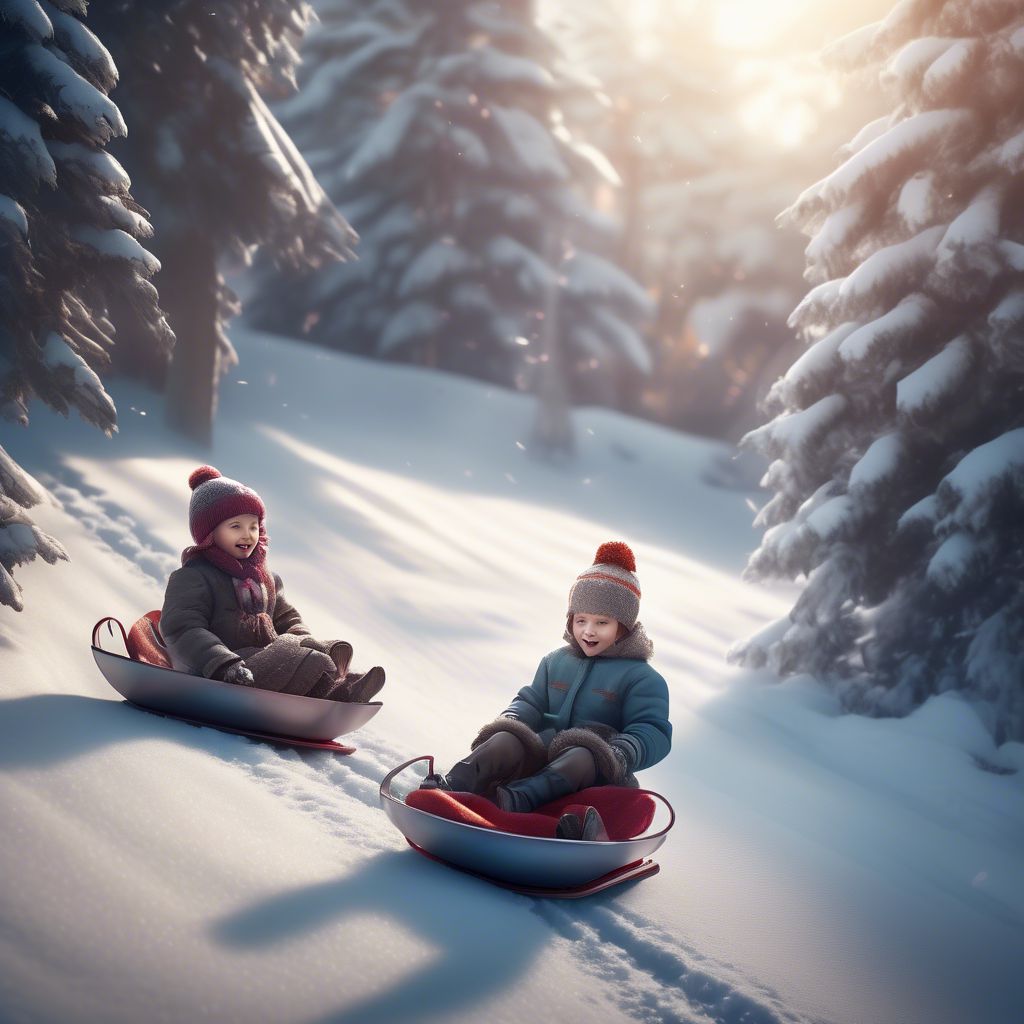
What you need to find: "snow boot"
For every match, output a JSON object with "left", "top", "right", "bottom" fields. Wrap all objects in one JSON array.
[
  {"left": 307, "top": 670, "right": 341, "bottom": 700},
  {"left": 336, "top": 665, "right": 385, "bottom": 703},
  {"left": 326, "top": 640, "right": 353, "bottom": 677},
  {"left": 419, "top": 773, "right": 453, "bottom": 792},
  {"left": 555, "top": 806, "right": 609, "bottom": 842}
]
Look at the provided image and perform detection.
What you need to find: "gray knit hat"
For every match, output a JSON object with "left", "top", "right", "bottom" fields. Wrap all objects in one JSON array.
[
  {"left": 187, "top": 465, "right": 265, "bottom": 542},
  {"left": 567, "top": 541, "right": 641, "bottom": 628}
]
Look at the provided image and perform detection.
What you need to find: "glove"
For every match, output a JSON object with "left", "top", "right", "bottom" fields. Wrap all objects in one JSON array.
[
  {"left": 609, "top": 738, "right": 636, "bottom": 778},
  {"left": 221, "top": 661, "right": 255, "bottom": 686}
]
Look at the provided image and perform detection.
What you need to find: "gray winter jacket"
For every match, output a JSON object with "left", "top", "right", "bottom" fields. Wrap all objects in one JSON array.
[{"left": 161, "top": 560, "right": 309, "bottom": 678}]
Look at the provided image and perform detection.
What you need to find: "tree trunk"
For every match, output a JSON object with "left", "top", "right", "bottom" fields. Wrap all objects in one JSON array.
[
  {"left": 162, "top": 231, "right": 219, "bottom": 446},
  {"left": 530, "top": 235, "right": 575, "bottom": 459},
  {"left": 615, "top": 104, "right": 645, "bottom": 283}
]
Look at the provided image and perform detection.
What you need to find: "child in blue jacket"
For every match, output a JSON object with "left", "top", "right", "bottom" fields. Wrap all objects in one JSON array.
[{"left": 422, "top": 541, "right": 671, "bottom": 840}]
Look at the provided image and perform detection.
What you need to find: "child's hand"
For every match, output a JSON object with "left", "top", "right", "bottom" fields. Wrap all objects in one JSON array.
[
  {"left": 222, "top": 662, "right": 256, "bottom": 686},
  {"left": 610, "top": 739, "right": 634, "bottom": 777}
]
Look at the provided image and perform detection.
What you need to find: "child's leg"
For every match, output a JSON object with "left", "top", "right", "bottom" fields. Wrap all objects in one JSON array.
[
  {"left": 241, "top": 637, "right": 338, "bottom": 696},
  {"left": 496, "top": 745, "right": 597, "bottom": 813},
  {"left": 442, "top": 731, "right": 531, "bottom": 795}
]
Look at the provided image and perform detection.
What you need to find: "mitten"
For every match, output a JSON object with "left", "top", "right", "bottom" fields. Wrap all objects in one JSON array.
[{"left": 221, "top": 661, "right": 255, "bottom": 686}]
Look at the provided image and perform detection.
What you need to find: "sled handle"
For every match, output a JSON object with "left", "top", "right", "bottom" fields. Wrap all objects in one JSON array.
[
  {"left": 632, "top": 787, "right": 676, "bottom": 838},
  {"left": 380, "top": 754, "right": 435, "bottom": 804},
  {"left": 91, "top": 616, "right": 128, "bottom": 651}
]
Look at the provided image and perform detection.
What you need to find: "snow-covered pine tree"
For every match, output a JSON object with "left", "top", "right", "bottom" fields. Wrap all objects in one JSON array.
[
  {"left": 89, "top": 0, "right": 356, "bottom": 445},
  {"left": 250, "top": 0, "right": 652, "bottom": 428},
  {"left": 0, "top": 0, "right": 172, "bottom": 611},
  {"left": 247, "top": 0, "right": 416, "bottom": 352},
  {"left": 732, "top": 0, "right": 1024, "bottom": 741}
]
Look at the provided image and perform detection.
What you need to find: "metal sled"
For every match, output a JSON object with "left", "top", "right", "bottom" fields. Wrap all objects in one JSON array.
[
  {"left": 92, "top": 616, "right": 381, "bottom": 752},
  {"left": 379, "top": 755, "right": 675, "bottom": 896}
]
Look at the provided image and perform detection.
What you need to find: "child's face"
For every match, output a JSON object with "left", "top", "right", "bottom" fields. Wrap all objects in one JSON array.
[
  {"left": 212, "top": 513, "right": 260, "bottom": 559},
  {"left": 572, "top": 613, "right": 622, "bottom": 657}
]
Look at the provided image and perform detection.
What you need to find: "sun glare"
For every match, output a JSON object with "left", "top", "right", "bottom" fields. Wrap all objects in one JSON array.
[
  {"left": 712, "top": 0, "right": 812, "bottom": 51},
  {"left": 739, "top": 92, "right": 818, "bottom": 149}
]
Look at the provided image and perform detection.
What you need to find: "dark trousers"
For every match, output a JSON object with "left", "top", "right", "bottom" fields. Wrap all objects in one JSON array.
[{"left": 447, "top": 731, "right": 597, "bottom": 812}]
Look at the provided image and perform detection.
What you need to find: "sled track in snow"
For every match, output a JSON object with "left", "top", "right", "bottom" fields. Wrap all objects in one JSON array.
[
  {"left": 533, "top": 899, "right": 828, "bottom": 1024},
  {"left": 220, "top": 733, "right": 827, "bottom": 1024},
  {"left": 220, "top": 726, "right": 411, "bottom": 854}
]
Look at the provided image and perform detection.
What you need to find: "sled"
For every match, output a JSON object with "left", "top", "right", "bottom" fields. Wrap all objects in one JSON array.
[
  {"left": 91, "top": 614, "right": 382, "bottom": 753},
  {"left": 379, "top": 755, "right": 675, "bottom": 897}
]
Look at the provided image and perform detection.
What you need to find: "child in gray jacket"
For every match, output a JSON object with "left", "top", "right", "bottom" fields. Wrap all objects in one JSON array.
[
  {"left": 161, "top": 466, "right": 384, "bottom": 702},
  {"left": 422, "top": 542, "right": 671, "bottom": 840}
]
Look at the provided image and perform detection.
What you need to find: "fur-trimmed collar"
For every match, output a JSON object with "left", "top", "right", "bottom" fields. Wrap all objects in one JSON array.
[{"left": 562, "top": 621, "right": 654, "bottom": 661}]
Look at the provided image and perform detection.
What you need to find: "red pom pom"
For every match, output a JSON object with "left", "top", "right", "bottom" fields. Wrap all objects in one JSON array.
[
  {"left": 594, "top": 541, "right": 636, "bottom": 573},
  {"left": 189, "top": 465, "right": 221, "bottom": 490}
]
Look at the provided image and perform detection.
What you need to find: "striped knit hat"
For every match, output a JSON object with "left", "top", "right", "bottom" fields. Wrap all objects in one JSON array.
[
  {"left": 568, "top": 541, "right": 641, "bottom": 628},
  {"left": 187, "top": 466, "right": 265, "bottom": 542}
]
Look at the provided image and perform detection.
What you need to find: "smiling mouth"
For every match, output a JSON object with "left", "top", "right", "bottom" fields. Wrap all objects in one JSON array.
[{"left": 581, "top": 638, "right": 599, "bottom": 648}]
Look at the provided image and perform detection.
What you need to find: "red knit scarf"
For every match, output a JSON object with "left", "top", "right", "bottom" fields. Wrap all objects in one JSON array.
[{"left": 181, "top": 526, "right": 278, "bottom": 646}]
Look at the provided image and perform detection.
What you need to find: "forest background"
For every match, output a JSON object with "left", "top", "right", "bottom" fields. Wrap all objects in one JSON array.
[{"left": 3, "top": 0, "right": 1023, "bottom": 746}]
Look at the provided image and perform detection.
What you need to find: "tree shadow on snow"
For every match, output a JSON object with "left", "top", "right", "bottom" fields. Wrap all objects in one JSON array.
[
  {"left": 0, "top": 692, "right": 258, "bottom": 768},
  {"left": 0, "top": 693, "right": 150, "bottom": 767},
  {"left": 211, "top": 849, "right": 547, "bottom": 1024}
]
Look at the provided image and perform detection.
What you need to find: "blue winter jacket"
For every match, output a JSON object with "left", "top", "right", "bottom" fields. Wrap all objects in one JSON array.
[{"left": 504, "top": 627, "right": 671, "bottom": 773}]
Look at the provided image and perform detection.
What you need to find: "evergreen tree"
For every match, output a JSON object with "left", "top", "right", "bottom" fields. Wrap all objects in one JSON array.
[
  {"left": 0, "top": 0, "right": 171, "bottom": 610},
  {"left": 89, "top": 0, "right": 356, "bottom": 445},
  {"left": 249, "top": 0, "right": 652, "bottom": 427},
  {"left": 732, "top": 0, "right": 1024, "bottom": 741},
  {"left": 249, "top": 0, "right": 420, "bottom": 352}
]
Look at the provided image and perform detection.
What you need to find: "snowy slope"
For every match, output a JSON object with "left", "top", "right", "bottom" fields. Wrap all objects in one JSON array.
[{"left": 1, "top": 328, "right": 1021, "bottom": 1024}]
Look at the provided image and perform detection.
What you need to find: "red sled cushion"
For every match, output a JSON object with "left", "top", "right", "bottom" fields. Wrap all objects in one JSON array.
[
  {"left": 405, "top": 786, "right": 657, "bottom": 841},
  {"left": 126, "top": 610, "right": 173, "bottom": 669}
]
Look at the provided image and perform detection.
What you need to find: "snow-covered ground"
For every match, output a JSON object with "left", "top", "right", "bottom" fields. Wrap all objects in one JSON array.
[{"left": 2, "top": 327, "right": 1022, "bottom": 1024}]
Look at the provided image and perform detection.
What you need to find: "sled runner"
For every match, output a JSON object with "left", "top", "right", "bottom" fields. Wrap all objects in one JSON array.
[
  {"left": 91, "top": 614, "right": 381, "bottom": 753},
  {"left": 379, "top": 756, "right": 675, "bottom": 897}
]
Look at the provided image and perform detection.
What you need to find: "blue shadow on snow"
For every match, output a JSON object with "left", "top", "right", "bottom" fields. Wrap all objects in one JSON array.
[
  {"left": 212, "top": 849, "right": 547, "bottom": 1024},
  {"left": 0, "top": 692, "right": 275, "bottom": 768}
]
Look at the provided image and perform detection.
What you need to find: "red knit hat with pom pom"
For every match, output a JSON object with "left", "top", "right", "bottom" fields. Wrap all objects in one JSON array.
[
  {"left": 568, "top": 541, "right": 641, "bottom": 628},
  {"left": 187, "top": 466, "right": 265, "bottom": 542}
]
